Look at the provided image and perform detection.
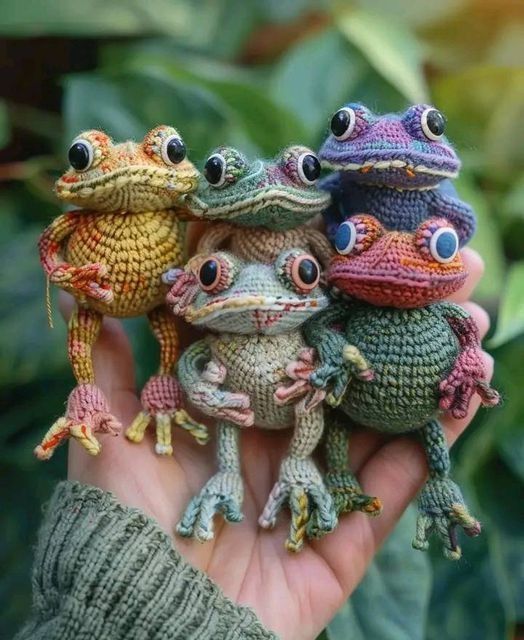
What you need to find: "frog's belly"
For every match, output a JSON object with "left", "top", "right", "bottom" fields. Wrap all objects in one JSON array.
[
  {"left": 340, "top": 307, "right": 458, "bottom": 432},
  {"left": 212, "top": 332, "right": 304, "bottom": 429},
  {"left": 65, "top": 210, "right": 185, "bottom": 317}
]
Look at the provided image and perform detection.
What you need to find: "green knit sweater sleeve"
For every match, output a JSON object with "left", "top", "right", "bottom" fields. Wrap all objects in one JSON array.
[{"left": 15, "top": 481, "right": 277, "bottom": 640}]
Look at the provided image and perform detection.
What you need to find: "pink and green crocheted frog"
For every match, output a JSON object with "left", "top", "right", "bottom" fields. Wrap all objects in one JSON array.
[
  {"left": 189, "top": 145, "right": 333, "bottom": 266},
  {"left": 36, "top": 127, "right": 207, "bottom": 460},
  {"left": 319, "top": 104, "right": 476, "bottom": 245},
  {"left": 292, "top": 215, "right": 500, "bottom": 559},
  {"left": 164, "top": 250, "right": 371, "bottom": 551}
]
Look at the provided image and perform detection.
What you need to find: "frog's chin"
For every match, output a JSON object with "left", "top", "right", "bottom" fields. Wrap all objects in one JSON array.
[
  {"left": 191, "top": 186, "right": 331, "bottom": 221},
  {"left": 188, "top": 295, "right": 328, "bottom": 333},
  {"left": 329, "top": 272, "right": 466, "bottom": 308}
]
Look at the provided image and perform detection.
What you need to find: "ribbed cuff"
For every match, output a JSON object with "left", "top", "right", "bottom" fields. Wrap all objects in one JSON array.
[{"left": 16, "top": 481, "right": 277, "bottom": 640}]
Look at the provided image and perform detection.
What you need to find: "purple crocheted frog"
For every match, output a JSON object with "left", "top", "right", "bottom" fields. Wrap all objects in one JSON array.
[{"left": 319, "top": 103, "right": 476, "bottom": 245}]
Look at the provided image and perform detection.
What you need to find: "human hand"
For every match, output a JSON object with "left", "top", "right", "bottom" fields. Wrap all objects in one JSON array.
[{"left": 66, "top": 247, "right": 492, "bottom": 640}]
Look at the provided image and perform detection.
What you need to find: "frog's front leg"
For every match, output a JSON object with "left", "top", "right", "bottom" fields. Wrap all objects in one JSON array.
[
  {"left": 413, "top": 419, "right": 481, "bottom": 560},
  {"left": 126, "top": 305, "right": 208, "bottom": 454},
  {"left": 177, "top": 421, "right": 244, "bottom": 542},
  {"left": 320, "top": 411, "right": 382, "bottom": 521},
  {"left": 438, "top": 304, "right": 500, "bottom": 419},
  {"left": 34, "top": 307, "right": 120, "bottom": 459},
  {"left": 259, "top": 404, "right": 337, "bottom": 552}
]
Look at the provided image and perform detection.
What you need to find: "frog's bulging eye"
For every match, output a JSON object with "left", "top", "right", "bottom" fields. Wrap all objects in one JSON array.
[
  {"left": 335, "top": 221, "right": 357, "bottom": 255},
  {"left": 196, "top": 253, "right": 237, "bottom": 293},
  {"left": 330, "top": 107, "right": 356, "bottom": 141},
  {"left": 277, "top": 250, "right": 321, "bottom": 294},
  {"left": 161, "top": 135, "right": 186, "bottom": 165},
  {"left": 429, "top": 227, "right": 459, "bottom": 263},
  {"left": 199, "top": 259, "right": 220, "bottom": 289},
  {"left": 421, "top": 108, "right": 446, "bottom": 141},
  {"left": 204, "top": 154, "right": 227, "bottom": 187},
  {"left": 68, "top": 139, "right": 94, "bottom": 172},
  {"left": 297, "top": 152, "right": 321, "bottom": 184}
]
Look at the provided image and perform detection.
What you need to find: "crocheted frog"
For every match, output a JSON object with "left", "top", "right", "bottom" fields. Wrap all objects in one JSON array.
[
  {"left": 190, "top": 145, "right": 333, "bottom": 266},
  {"left": 36, "top": 127, "right": 207, "bottom": 460},
  {"left": 319, "top": 103, "right": 476, "bottom": 245},
  {"left": 165, "top": 250, "right": 369, "bottom": 551},
  {"left": 294, "top": 215, "right": 500, "bottom": 559}
]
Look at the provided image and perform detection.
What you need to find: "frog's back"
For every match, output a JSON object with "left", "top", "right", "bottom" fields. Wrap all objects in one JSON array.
[
  {"left": 65, "top": 210, "right": 185, "bottom": 317},
  {"left": 341, "top": 304, "right": 458, "bottom": 432}
]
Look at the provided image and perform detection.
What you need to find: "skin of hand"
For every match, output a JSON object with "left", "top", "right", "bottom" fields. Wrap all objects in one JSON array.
[{"left": 65, "top": 233, "right": 492, "bottom": 640}]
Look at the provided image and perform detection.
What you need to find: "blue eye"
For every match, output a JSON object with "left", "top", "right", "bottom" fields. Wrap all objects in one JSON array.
[
  {"left": 334, "top": 221, "right": 357, "bottom": 255},
  {"left": 430, "top": 227, "right": 459, "bottom": 263}
]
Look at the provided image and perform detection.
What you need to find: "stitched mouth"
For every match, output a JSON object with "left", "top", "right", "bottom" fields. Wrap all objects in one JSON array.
[
  {"left": 188, "top": 295, "right": 327, "bottom": 323},
  {"left": 329, "top": 270, "right": 466, "bottom": 290},
  {"left": 192, "top": 187, "right": 331, "bottom": 219},
  {"left": 320, "top": 155, "right": 459, "bottom": 180},
  {"left": 55, "top": 166, "right": 198, "bottom": 199}
]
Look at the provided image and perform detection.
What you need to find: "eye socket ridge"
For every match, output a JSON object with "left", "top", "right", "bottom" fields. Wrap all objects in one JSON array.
[
  {"left": 68, "top": 138, "right": 94, "bottom": 172},
  {"left": 429, "top": 226, "right": 459, "bottom": 263}
]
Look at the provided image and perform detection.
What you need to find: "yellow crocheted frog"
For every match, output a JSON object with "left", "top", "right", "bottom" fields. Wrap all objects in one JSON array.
[{"left": 36, "top": 126, "right": 207, "bottom": 461}]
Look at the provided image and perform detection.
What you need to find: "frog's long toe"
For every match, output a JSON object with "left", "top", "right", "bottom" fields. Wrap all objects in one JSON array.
[
  {"left": 325, "top": 472, "right": 382, "bottom": 518},
  {"left": 126, "top": 375, "right": 208, "bottom": 453},
  {"left": 413, "top": 477, "right": 481, "bottom": 560},
  {"left": 176, "top": 471, "right": 244, "bottom": 542}
]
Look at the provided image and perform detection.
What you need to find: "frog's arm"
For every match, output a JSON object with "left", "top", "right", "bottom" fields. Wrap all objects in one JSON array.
[
  {"left": 319, "top": 173, "right": 343, "bottom": 242},
  {"left": 303, "top": 301, "right": 373, "bottom": 397},
  {"left": 437, "top": 302, "right": 500, "bottom": 418},
  {"left": 39, "top": 212, "right": 113, "bottom": 303},
  {"left": 428, "top": 181, "right": 476, "bottom": 246},
  {"left": 196, "top": 222, "right": 236, "bottom": 254},
  {"left": 177, "top": 340, "right": 254, "bottom": 427}
]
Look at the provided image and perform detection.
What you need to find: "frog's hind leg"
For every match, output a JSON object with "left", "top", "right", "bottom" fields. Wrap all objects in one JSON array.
[
  {"left": 177, "top": 421, "right": 244, "bottom": 541},
  {"left": 259, "top": 403, "right": 337, "bottom": 552},
  {"left": 413, "top": 419, "right": 481, "bottom": 560},
  {"left": 320, "top": 410, "right": 382, "bottom": 521},
  {"left": 34, "top": 306, "right": 120, "bottom": 460},
  {"left": 126, "top": 305, "right": 207, "bottom": 454}
]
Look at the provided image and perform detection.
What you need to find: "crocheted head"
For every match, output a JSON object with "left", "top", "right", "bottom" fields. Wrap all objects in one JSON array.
[
  {"left": 330, "top": 215, "right": 466, "bottom": 307},
  {"left": 319, "top": 104, "right": 460, "bottom": 189},
  {"left": 166, "top": 249, "right": 329, "bottom": 334},
  {"left": 189, "top": 146, "right": 331, "bottom": 230},
  {"left": 55, "top": 126, "right": 199, "bottom": 212}
]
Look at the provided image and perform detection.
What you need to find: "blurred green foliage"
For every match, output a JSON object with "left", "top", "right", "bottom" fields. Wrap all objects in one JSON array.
[{"left": 0, "top": 0, "right": 523, "bottom": 638}]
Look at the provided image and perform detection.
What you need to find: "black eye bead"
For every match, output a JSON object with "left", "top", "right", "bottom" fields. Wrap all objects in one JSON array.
[
  {"left": 298, "top": 258, "right": 319, "bottom": 285},
  {"left": 204, "top": 154, "right": 226, "bottom": 186},
  {"left": 298, "top": 153, "right": 321, "bottom": 184},
  {"left": 330, "top": 107, "right": 356, "bottom": 140},
  {"left": 421, "top": 108, "right": 446, "bottom": 140},
  {"left": 199, "top": 259, "right": 219, "bottom": 287},
  {"left": 165, "top": 137, "right": 186, "bottom": 164},
  {"left": 68, "top": 141, "right": 92, "bottom": 171}
]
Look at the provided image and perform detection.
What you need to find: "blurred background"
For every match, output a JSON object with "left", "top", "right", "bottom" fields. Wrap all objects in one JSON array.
[{"left": 0, "top": 0, "right": 522, "bottom": 638}]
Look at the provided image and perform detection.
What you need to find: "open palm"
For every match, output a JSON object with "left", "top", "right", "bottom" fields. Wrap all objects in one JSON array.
[{"left": 67, "top": 248, "right": 491, "bottom": 640}]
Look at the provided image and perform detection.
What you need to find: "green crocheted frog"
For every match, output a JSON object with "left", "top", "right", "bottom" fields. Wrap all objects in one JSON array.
[
  {"left": 164, "top": 250, "right": 371, "bottom": 551},
  {"left": 291, "top": 215, "right": 500, "bottom": 559},
  {"left": 189, "top": 145, "right": 333, "bottom": 266}
]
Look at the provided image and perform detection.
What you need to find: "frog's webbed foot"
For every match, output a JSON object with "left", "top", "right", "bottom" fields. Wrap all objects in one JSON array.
[
  {"left": 34, "top": 384, "right": 120, "bottom": 460},
  {"left": 176, "top": 471, "right": 244, "bottom": 542},
  {"left": 259, "top": 457, "right": 337, "bottom": 552},
  {"left": 324, "top": 471, "right": 382, "bottom": 519},
  {"left": 126, "top": 375, "right": 208, "bottom": 454},
  {"left": 413, "top": 477, "right": 481, "bottom": 560}
]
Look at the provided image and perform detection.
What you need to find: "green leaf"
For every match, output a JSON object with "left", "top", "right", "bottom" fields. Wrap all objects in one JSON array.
[
  {"left": 335, "top": 7, "right": 428, "bottom": 104},
  {"left": 490, "top": 261, "right": 524, "bottom": 347},
  {"left": 328, "top": 506, "right": 431, "bottom": 640},
  {"left": 270, "top": 29, "right": 366, "bottom": 138}
]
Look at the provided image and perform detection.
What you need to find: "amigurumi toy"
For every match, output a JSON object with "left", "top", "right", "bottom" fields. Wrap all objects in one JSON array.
[
  {"left": 318, "top": 103, "right": 476, "bottom": 245},
  {"left": 164, "top": 250, "right": 372, "bottom": 551},
  {"left": 36, "top": 126, "right": 207, "bottom": 460},
  {"left": 189, "top": 145, "right": 334, "bottom": 266},
  {"left": 291, "top": 215, "right": 500, "bottom": 559}
]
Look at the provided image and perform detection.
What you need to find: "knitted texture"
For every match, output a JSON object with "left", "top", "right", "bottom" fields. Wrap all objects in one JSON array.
[
  {"left": 318, "top": 103, "right": 476, "bottom": 244},
  {"left": 37, "top": 127, "right": 206, "bottom": 459},
  {"left": 297, "top": 218, "right": 500, "bottom": 559},
  {"left": 15, "top": 481, "right": 276, "bottom": 640},
  {"left": 168, "top": 252, "right": 339, "bottom": 550}
]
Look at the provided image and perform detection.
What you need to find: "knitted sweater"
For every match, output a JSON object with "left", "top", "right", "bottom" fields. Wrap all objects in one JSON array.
[{"left": 15, "top": 481, "right": 276, "bottom": 640}]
